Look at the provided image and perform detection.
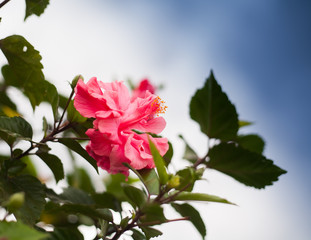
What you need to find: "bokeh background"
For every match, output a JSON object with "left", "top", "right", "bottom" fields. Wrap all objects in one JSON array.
[{"left": 1, "top": 0, "right": 310, "bottom": 239}]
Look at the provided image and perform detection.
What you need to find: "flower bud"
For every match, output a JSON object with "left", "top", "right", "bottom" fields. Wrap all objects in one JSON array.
[
  {"left": 6, "top": 192, "right": 25, "bottom": 213},
  {"left": 167, "top": 175, "right": 180, "bottom": 189}
]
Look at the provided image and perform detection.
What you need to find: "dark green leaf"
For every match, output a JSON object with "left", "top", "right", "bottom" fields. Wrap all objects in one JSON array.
[
  {"left": 67, "top": 167, "right": 95, "bottom": 193},
  {"left": 105, "top": 173, "right": 137, "bottom": 202},
  {"left": 171, "top": 203, "right": 206, "bottom": 239},
  {"left": 43, "top": 81, "right": 59, "bottom": 121},
  {"left": 67, "top": 100, "right": 87, "bottom": 123},
  {"left": 0, "top": 116, "right": 33, "bottom": 145},
  {"left": 148, "top": 137, "right": 168, "bottom": 185},
  {"left": 137, "top": 168, "right": 160, "bottom": 195},
  {"left": 131, "top": 229, "right": 146, "bottom": 240},
  {"left": 0, "top": 86, "right": 18, "bottom": 117},
  {"left": 69, "top": 118, "right": 94, "bottom": 138},
  {"left": 58, "top": 138, "right": 98, "bottom": 173},
  {"left": 1, "top": 174, "right": 46, "bottom": 225},
  {"left": 7, "top": 159, "right": 27, "bottom": 175},
  {"left": 140, "top": 227, "right": 162, "bottom": 240},
  {"left": 163, "top": 141, "right": 173, "bottom": 166},
  {"left": 0, "top": 221, "right": 47, "bottom": 240},
  {"left": 25, "top": 0, "right": 50, "bottom": 20},
  {"left": 176, "top": 168, "right": 198, "bottom": 192},
  {"left": 120, "top": 216, "right": 130, "bottom": 229},
  {"left": 60, "top": 204, "right": 113, "bottom": 222},
  {"left": 2, "top": 64, "right": 20, "bottom": 87},
  {"left": 58, "top": 94, "right": 68, "bottom": 109},
  {"left": 0, "top": 35, "right": 46, "bottom": 109},
  {"left": 60, "top": 187, "right": 94, "bottom": 205},
  {"left": 45, "top": 227, "right": 83, "bottom": 240},
  {"left": 237, "top": 134, "right": 265, "bottom": 154},
  {"left": 207, "top": 143, "right": 287, "bottom": 189},
  {"left": 190, "top": 71, "right": 239, "bottom": 140},
  {"left": 179, "top": 134, "right": 198, "bottom": 163},
  {"left": 123, "top": 184, "right": 147, "bottom": 209},
  {"left": 92, "top": 192, "right": 121, "bottom": 212},
  {"left": 172, "top": 192, "right": 234, "bottom": 205},
  {"left": 36, "top": 152, "right": 64, "bottom": 183},
  {"left": 140, "top": 203, "right": 166, "bottom": 223},
  {"left": 20, "top": 156, "right": 38, "bottom": 177}
]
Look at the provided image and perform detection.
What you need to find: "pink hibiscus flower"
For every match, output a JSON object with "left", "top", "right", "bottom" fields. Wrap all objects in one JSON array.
[{"left": 74, "top": 78, "right": 168, "bottom": 176}]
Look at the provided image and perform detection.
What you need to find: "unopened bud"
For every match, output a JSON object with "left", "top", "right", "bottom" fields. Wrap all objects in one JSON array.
[
  {"left": 167, "top": 175, "right": 180, "bottom": 189},
  {"left": 71, "top": 75, "right": 84, "bottom": 89},
  {"left": 6, "top": 192, "right": 25, "bottom": 213}
]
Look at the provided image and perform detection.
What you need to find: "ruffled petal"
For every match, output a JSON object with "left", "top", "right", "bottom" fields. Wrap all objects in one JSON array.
[{"left": 74, "top": 78, "right": 108, "bottom": 118}]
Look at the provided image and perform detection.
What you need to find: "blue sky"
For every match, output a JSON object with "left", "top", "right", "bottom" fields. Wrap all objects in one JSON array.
[{"left": 1, "top": 0, "right": 310, "bottom": 239}]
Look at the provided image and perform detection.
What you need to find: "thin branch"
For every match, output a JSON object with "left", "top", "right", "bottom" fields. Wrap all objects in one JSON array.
[
  {"left": 134, "top": 216, "right": 190, "bottom": 227},
  {"left": 56, "top": 88, "right": 75, "bottom": 130},
  {"left": 0, "top": 0, "right": 10, "bottom": 9},
  {"left": 160, "top": 183, "right": 192, "bottom": 204}
]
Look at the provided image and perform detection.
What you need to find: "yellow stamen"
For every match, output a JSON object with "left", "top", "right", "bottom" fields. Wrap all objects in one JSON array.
[{"left": 151, "top": 96, "right": 167, "bottom": 116}]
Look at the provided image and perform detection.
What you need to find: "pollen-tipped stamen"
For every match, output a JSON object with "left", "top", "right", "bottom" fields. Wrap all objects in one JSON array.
[{"left": 151, "top": 96, "right": 167, "bottom": 117}]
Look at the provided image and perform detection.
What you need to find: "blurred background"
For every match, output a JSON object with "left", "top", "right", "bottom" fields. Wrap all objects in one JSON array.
[{"left": 1, "top": 0, "right": 310, "bottom": 239}]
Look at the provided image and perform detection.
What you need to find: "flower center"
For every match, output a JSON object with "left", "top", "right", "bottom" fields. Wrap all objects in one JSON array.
[{"left": 151, "top": 96, "right": 167, "bottom": 117}]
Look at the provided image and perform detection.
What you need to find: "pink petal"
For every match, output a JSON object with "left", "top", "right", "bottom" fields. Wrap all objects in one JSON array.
[
  {"left": 74, "top": 78, "right": 108, "bottom": 118},
  {"left": 100, "top": 81, "right": 131, "bottom": 111},
  {"left": 86, "top": 128, "right": 112, "bottom": 156}
]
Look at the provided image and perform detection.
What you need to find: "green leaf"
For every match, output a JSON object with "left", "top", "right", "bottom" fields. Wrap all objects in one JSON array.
[
  {"left": 1, "top": 174, "right": 46, "bottom": 225},
  {"left": 60, "top": 187, "right": 94, "bottom": 205},
  {"left": 172, "top": 192, "right": 234, "bottom": 205},
  {"left": 176, "top": 168, "right": 198, "bottom": 192},
  {"left": 42, "top": 116, "right": 48, "bottom": 136},
  {"left": 36, "top": 152, "right": 64, "bottom": 183},
  {"left": 236, "top": 134, "right": 265, "bottom": 154},
  {"left": 123, "top": 184, "right": 147, "bottom": 209},
  {"left": 67, "top": 167, "right": 95, "bottom": 193},
  {"left": 179, "top": 134, "right": 198, "bottom": 163},
  {"left": 163, "top": 141, "right": 173, "bottom": 166},
  {"left": 0, "top": 35, "right": 46, "bottom": 109},
  {"left": 0, "top": 87, "right": 18, "bottom": 117},
  {"left": 20, "top": 156, "right": 38, "bottom": 177},
  {"left": 171, "top": 203, "right": 206, "bottom": 239},
  {"left": 43, "top": 81, "right": 59, "bottom": 121},
  {"left": 239, "top": 120, "right": 253, "bottom": 128},
  {"left": 190, "top": 71, "right": 239, "bottom": 141},
  {"left": 7, "top": 158, "right": 27, "bottom": 176},
  {"left": 131, "top": 229, "right": 146, "bottom": 240},
  {"left": 140, "top": 227, "right": 162, "bottom": 240},
  {"left": 137, "top": 168, "right": 160, "bottom": 195},
  {"left": 2, "top": 64, "right": 20, "bottom": 87},
  {"left": 0, "top": 221, "right": 47, "bottom": 240},
  {"left": 148, "top": 137, "right": 168, "bottom": 185},
  {"left": 123, "top": 162, "right": 159, "bottom": 195},
  {"left": 104, "top": 173, "right": 137, "bottom": 202},
  {"left": 207, "top": 143, "right": 287, "bottom": 189},
  {"left": 120, "top": 216, "right": 130, "bottom": 229},
  {"left": 45, "top": 227, "right": 83, "bottom": 240},
  {"left": 58, "top": 138, "right": 98, "bottom": 173},
  {"left": 67, "top": 100, "right": 87, "bottom": 123},
  {"left": 0, "top": 116, "right": 33, "bottom": 145},
  {"left": 25, "top": 0, "right": 50, "bottom": 20},
  {"left": 140, "top": 203, "right": 166, "bottom": 223},
  {"left": 92, "top": 192, "right": 122, "bottom": 212},
  {"left": 60, "top": 204, "right": 113, "bottom": 222}
]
